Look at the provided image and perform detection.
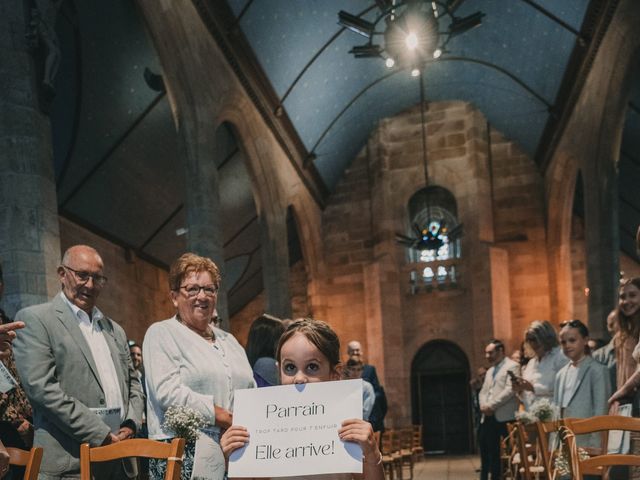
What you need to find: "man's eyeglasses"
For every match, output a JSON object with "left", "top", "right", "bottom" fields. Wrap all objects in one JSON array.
[
  {"left": 179, "top": 284, "right": 218, "bottom": 298},
  {"left": 62, "top": 265, "right": 108, "bottom": 287}
]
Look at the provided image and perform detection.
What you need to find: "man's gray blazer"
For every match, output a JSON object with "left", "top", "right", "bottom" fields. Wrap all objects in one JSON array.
[{"left": 13, "top": 293, "right": 144, "bottom": 477}]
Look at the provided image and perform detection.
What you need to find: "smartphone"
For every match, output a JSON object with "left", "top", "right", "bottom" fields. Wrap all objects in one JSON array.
[{"left": 507, "top": 370, "right": 519, "bottom": 383}]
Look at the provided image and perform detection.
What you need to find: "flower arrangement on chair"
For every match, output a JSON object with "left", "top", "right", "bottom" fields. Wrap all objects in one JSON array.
[{"left": 162, "top": 405, "right": 206, "bottom": 444}]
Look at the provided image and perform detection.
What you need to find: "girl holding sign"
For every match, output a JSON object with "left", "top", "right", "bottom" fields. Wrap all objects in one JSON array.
[{"left": 221, "top": 318, "right": 384, "bottom": 480}]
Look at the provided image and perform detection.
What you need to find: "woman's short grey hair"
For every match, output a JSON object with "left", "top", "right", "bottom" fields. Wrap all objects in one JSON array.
[{"left": 524, "top": 320, "right": 559, "bottom": 352}]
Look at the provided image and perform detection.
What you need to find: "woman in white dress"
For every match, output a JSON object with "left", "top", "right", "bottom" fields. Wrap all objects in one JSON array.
[
  {"left": 144, "top": 253, "right": 255, "bottom": 480},
  {"left": 512, "top": 320, "right": 567, "bottom": 410}
]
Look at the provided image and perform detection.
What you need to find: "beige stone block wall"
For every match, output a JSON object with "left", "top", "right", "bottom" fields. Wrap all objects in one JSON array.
[{"left": 490, "top": 130, "right": 551, "bottom": 344}]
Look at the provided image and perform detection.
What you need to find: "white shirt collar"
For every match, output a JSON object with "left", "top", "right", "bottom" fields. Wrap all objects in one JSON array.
[{"left": 61, "top": 291, "right": 104, "bottom": 324}]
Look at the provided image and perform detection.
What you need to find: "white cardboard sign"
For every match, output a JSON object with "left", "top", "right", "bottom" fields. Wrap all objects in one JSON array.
[{"left": 229, "top": 379, "right": 363, "bottom": 478}]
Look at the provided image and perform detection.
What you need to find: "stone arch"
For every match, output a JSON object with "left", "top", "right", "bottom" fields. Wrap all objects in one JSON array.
[
  {"left": 544, "top": 0, "right": 640, "bottom": 334},
  {"left": 545, "top": 152, "right": 579, "bottom": 322},
  {"left": 410, "top": 339, "right": 472, "bottom": 454},
  {"left": 216, "top": 95, "right": 295, "bottom": 317}
]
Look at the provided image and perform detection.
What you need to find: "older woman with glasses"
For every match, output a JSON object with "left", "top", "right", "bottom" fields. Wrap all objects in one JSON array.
[
  {"left": 143, "top": 253, "right": 255, "bottom": 480},
  {"left": 511, "top": 320, "right": 567, "bottom": 410}
]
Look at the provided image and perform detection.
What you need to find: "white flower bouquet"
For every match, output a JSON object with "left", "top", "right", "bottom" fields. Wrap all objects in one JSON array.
[
  {"left": 516, "top": 398, "right": 559, "bottom": 424},
  {"left": 162, "top": 405, "right": 206, "bottom": 444},
  {"left": 553, "top": 446, "right": 588, "bottom": 477}
]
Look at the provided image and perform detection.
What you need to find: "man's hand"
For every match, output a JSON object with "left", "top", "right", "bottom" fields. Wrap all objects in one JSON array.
[
  {"left": 101, "top": 433, "right": 120, "bottom": 445},
  {"left": 16, "top": 419, "right": 33, "bottom": 447},
  {"left": 116, "top": 426, "right": 135, "bottom": 441},
  {"left": 480, "top": 406, "right": 494, "bottom": 416},
  {"left": 214, "top": 405, "right": 232, "bottom": 430},
  {"left": 0, "top": 322, "right": 24, "bottom": 360}
]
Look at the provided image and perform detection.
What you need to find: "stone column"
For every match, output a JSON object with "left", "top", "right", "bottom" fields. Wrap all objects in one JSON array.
[
  {"left": 259, "top": 210, "right": 292, "bottom": 318},
  {"left": 583, "top": 159, "right": 619, "bottom": 339},
  {"left": 180, "top": 127, "right": 230, "bottom": 329},
  {"left": 0, "top": 0, "right": 61, "bottom": 316}
]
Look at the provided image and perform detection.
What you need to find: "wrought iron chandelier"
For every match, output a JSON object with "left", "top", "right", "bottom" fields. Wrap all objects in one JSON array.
[{"left": 339, "top": 0, "right": 484, "bottom": 72}]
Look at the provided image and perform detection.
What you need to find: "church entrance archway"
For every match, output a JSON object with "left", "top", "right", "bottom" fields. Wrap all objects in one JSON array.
[{"left": 411, "top": 340, "right": 472, "bottom": 454}]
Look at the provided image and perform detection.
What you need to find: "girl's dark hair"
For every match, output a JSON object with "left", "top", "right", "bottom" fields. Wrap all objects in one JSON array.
[
  {"left": 617, "top": 277, "right": 640, "bottom": 342},
  {"left": 559, "top": 319, "right": 590, "bottom": 354},
  {"left": 276, "top": 318, "right": 341, "bottom": 368},
  {"left": 246, "top": 314, "right": 285, "bottom": 368},
  {"left": 559, "top": 319, "right": 589, "bottom": 338}
]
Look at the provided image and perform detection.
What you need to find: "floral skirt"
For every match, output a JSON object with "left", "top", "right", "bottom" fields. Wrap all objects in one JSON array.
[
  {"left": 150, "top": 440, "right": 196, "bottom": 480},
  {"left": 149, "top": 431, "right": 224, "bottom": 480}
]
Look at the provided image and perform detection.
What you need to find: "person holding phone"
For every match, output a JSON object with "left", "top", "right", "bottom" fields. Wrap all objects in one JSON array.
[{"left": 511, "top": 321, "right": 567, "bottom": 410}]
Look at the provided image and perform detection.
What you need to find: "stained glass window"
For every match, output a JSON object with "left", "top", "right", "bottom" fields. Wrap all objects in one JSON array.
[{"left": 407, "top": 190, "right": 460, "bottom": 264}]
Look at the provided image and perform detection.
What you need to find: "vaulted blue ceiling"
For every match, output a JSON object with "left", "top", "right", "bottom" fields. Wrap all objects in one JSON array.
[
  {"left": 226, "top": 0, "right": 589, "bottom": 189},
  {"left": 48, "top": 0, "right": 638, "bottom": 318}
]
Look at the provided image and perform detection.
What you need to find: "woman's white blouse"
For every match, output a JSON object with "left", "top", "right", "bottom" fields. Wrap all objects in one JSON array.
[
  {"left": 521, "top": 346, "right": 568, "bottom": 410},
  {"left": 143, "top": 316, "right": 256, "bottom": 439}
]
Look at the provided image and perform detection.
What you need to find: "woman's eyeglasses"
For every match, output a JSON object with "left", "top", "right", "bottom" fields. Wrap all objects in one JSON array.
[{"left": 179, "top": 284, "right": 218, "bottom": 297}]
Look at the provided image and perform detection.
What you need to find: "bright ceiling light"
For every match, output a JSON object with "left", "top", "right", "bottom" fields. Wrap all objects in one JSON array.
[
  {"left": 405, "top": 32, "right": 418, "bottom": 50},
  {"left": 385, "top": 57, "right": 395, "bottom": 68},
  {"left": 433, "top": 48, "right": 442, "bottom": 58},
  {"left": 411, "top": 68, "right": 420, "bottom": 77}
]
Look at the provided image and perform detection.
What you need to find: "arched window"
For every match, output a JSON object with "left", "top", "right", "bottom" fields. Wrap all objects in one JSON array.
[
  {"left": 404, "top": 186, "right": 461, "bottom": 291},
  {"left": 407, "top": 186, "right": 461, "bottom": 264}
]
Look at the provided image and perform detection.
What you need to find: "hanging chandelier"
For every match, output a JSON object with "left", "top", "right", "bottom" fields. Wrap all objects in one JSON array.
[{"left": 338, "top": 0, "right": 484, "bottom": 71}]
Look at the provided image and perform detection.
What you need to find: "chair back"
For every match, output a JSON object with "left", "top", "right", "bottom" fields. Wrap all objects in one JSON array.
[
  {"left": 380, "top": 431, "right": 395, "bottom": 455},
  {"left": 501, "top": 422, "right": 519, "bottom": 480},
  {"left": 6, "top": 447, "right": 44, "bottom": 480},
  {"left": 535, "top": 419, "right": 564, "bottom": 478},
  {"left": 412, "top": 425, "right": 422, "bottom": 448},
  {"left": 80, "top": 438, "right": 185, "bottom": 480},
  {"left": 391, "top": 429, "right": 402, "bottom": 453},
  {"left": 515, "top": 421, "right": 546, "bottom": 480},
  {"left": 563, "top": 415, "right": 640, "bottom": 479},
  {"left": 400, "top": 428, "right": 413, "bottom": 450}
]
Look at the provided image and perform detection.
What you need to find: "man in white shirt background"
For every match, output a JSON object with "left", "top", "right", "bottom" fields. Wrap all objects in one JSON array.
[
  {"left": 478, "top": 340, "right": 519, "bottom": 480},
  {"left": 14, "top": 245, "right": 144, "bottom": 480}
]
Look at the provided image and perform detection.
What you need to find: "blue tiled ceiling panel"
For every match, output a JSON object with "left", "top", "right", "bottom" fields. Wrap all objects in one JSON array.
[{"left": 230, "top": 0, "right": 589, "bottom": 191}]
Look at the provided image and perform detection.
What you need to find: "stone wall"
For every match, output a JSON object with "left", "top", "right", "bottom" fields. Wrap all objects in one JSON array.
[
  {"left": 490, "top": 129, "right": 551, "bottom": 345},
  {"left": 571, "top": 216, "right": 588, "bottom": 325},
  {"left": 310, "top": 101, "right": 552, "bottom": 426},
  {"left": 229, "top": 259, "right": 311, "bottom": 346}
]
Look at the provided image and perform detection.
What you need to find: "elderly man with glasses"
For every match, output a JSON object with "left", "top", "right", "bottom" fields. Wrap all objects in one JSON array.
[{"left": 13, "top": 245, "right": 144, "bottom": 480}]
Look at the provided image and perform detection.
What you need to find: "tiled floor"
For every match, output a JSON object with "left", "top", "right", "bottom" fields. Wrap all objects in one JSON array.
[{"left": 412, "top": 455, "right": 480, "bottom": 480}]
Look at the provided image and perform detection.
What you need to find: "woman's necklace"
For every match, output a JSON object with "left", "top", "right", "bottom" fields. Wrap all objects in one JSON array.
[{"left": 177, "top": 317, "right": 215, "bottom": 341}]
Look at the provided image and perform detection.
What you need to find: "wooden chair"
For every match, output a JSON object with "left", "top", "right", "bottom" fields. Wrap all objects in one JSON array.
[
  {"left": 515, "top": 421, "right": 546, "bottom": 480},
  {"left": 411, "top": 425, "right": 424, "bottom": 461},
  {"left": 6, "top": 447, "right": 44, "bottom": 480},
  {"left": 398, "top": 428, "right": 414, "bottom": 480},
  {"left": 500, "top": 422, "right": 519, "bottom": 480},
  {"left": 535, "top": 419, "right": 565, "bottom": 480},
  {"left": 563, "top": 415, "right": 640, "bottom": 480},
  {"left": 380, "top": 430, "right": 401, "bottom": 480},
  {"left": 80, "top": 438, "right": 185, "bottom": 480}
]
